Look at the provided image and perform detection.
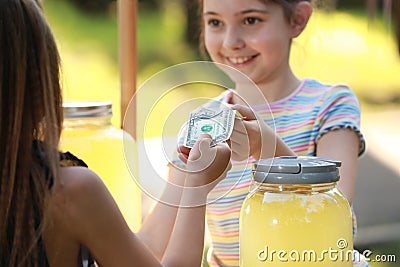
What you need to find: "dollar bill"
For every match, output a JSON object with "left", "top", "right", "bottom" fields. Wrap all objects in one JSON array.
[{"left": 184, "top": 104, "right": 236, "bottom": 148}]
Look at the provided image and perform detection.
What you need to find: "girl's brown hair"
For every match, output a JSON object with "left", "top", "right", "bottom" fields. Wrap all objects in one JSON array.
[{"left": 0, "top": 0, "right": 63, "bottom": 266}]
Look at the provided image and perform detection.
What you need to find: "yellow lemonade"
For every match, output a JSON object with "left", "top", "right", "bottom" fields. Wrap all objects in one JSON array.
[
  {"left": 239, "top": 184, "right": 353, "bottom": 267},
  {"left": 60, "top": 102, "right": 141, "bottom": 232}
]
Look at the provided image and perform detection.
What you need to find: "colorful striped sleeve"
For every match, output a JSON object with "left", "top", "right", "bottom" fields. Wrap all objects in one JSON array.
[{"left": 316, "top": 85, "right": 366, "bottom": 156}]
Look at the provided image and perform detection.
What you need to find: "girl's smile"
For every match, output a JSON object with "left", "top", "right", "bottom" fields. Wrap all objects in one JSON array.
[{"left": 225, "top": 54, "right": 259, "bottom": 66}]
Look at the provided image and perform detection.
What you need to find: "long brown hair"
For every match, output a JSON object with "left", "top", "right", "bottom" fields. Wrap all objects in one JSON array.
[{"left": 0, "top": 0, "right": 63, "bottom": 266}]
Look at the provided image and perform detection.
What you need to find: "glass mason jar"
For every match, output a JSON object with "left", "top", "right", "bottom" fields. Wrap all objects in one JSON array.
[
  {"left": 60, "top": 101, "right": 141, "bottom": 231},
  {"left": 239, "top": 156, "right": 353, "bottom": 266}
]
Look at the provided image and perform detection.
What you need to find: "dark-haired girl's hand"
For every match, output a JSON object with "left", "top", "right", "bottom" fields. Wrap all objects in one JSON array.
[{"left": 177, "top": 134, "right": 231, "bottom": 187}]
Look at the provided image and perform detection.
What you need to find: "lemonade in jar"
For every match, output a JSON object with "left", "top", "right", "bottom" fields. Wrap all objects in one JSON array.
[
  {"left": 239, "top": 156, "right": 353, "bottom": 266},
  {"left": 60, "top": 101, "right": 141, "bottom": 231}
]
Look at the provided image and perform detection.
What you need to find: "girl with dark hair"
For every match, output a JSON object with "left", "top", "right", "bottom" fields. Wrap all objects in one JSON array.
[{"left": 0, "top": 1, "right": 231, "bottom": 266}]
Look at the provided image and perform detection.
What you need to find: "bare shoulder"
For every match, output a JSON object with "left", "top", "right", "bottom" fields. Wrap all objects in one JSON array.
[
  {"left": 52, "top": 167, "right": 106, "bottom": 209},
  {"left": 57, "top": 166, "right": 106, "bottom": 197},
  {"left": 46, "top": 166, "right": 143, "bottom": 266},
  {"left": 52, "top": 167, "right": 117, "bottom": 219},
  {"left": 49, "top": 167, "right": 158, "bottom": 267},
  {"left": 49, "top": 166, "right": 122, "bottom": 234}
]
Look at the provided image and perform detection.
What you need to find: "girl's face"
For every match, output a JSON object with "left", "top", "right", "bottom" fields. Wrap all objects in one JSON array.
[{"left": 203, "top": 0, "right": 295, "bottom": 85}]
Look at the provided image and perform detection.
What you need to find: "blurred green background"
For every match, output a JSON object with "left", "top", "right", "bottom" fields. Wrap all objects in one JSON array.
[
  {"left": 42, "top": 0, "right": 399, "bottom": 266},
  {"left": 43, "top": 0, "right": 400, "bottom": 131}
]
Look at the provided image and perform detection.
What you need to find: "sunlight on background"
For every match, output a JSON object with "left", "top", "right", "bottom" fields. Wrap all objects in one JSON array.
[
  {"left": 43, "top": 0, "right": 121, "bottom": 127},
  {"left": 292, "top": 10, "right": 400, "bottom": 100}
]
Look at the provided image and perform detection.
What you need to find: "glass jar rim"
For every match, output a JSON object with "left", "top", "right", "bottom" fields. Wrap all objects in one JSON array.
[{"left": 63, "top": 100, "right": 112, "bottom": 119}]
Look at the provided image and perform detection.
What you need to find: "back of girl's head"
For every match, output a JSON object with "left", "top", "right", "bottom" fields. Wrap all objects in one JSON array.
[{"left": 0, "top": 0, "right": 62, "bottom": 266}]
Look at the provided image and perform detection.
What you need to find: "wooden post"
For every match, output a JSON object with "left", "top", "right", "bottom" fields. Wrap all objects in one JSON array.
[
  {"left": 118, "top": 0, "right": 137, "bottom": 139},
  {"left": 392, "top": 0, "right": 400, "bottom": 55}
]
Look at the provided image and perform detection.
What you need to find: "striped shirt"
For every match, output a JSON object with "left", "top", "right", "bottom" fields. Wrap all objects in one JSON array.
[{"left": 177, "top": 79, "right": 366, "bottom": 267}]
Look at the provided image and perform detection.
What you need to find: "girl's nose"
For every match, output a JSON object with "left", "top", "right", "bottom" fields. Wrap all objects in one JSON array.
[{"left": 223, "top": 27, "right": 245, "bottom": 50}]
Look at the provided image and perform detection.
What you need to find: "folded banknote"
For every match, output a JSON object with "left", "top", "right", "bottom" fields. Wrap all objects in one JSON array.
[{"left": 184, "top": 103, "right": 236, "bottom": 148}]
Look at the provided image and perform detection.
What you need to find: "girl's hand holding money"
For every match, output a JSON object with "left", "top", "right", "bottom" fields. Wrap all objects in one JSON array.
[
  {"left": 177, "top": 134, "right": 232, "bottom": 189},
  {"left": 230, "top": 105, "right": 295, "bottom": 160}
]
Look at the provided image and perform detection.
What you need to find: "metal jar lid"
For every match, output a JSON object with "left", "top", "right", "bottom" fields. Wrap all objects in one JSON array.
[
  {"left": 252, "top": 156, "right": 342, "bottom": 184},
  {"left": 63, "top": 101, "right": 112, "bottom": 119}
]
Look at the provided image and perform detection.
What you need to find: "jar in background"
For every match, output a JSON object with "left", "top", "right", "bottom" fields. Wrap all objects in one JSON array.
[
  {"left": 239, "top": 156, "right": 353, "bottom": 266},
  {"left": 60, "top": 101, "right": 141, "bottom": 231}
]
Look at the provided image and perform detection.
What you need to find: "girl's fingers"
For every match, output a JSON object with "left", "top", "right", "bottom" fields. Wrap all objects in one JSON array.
[
  {"left": 225, "top": 139, "right": 232, "bottom": 148},
  {"left": 178, "top": 152, "right": 188, "bottom": 164},
  {"left": 233, "top": 117, "right": 247, "bottom": 134},
  {"left": 188, "top": 134, "right": 213, "bottom": 162},
  {"left": 177, "top": 145, "right": 191, "bottom": 156},
  {"left": 231, "top": 104, "right": 257, "bottom": 120},
  {"left": 230, "top": 130, "right": 248, "bottom": 145},
  {"left": 177, "top": 145, "right": 191, "bottom": 164}
]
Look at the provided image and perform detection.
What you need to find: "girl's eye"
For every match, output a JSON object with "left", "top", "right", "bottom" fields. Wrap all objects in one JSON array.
[
  {"left": 244, "top": 17, "right": 260, "bottom": 25},
  {"left": 207, "top": 19, "right": 223, "bottom": 27}
]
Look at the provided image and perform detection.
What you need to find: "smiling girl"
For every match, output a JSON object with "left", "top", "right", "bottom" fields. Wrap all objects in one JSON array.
[{"left": 172, "top": 0, "right": 367, "bottom": 266}]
